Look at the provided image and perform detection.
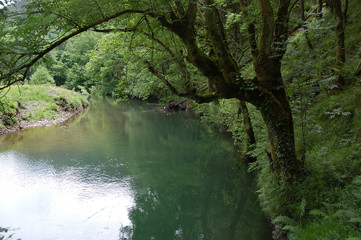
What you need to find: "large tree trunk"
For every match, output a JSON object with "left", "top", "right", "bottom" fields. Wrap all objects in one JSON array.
[
  {"left": 252, "top": 0, "right": 302, "bottom": 178},
  {"left": 157, "top": 0, "right": 303, "bottom": 180},
  {"left": 254, "top": 57, "right": 302, "bottom": 177},
  {"left": 259, "top": 93, "right": 301, "bottom": 177}
]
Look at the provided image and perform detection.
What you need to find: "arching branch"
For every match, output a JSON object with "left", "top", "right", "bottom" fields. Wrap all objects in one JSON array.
[
  {"left": 0, "top": 9, "right": 149, "bottom": 90},
  {"left": 144, "top": 61, "right": 219, "bottom": 103}
]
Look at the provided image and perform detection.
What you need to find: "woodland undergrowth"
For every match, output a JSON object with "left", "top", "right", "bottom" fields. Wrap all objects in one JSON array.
[{"left": 192, "top": 4, "right": 361, "bottom": 238}]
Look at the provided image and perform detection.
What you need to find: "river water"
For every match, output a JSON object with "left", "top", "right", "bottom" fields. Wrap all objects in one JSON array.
[{"left": 0, "top": 100, "right": 271, "bottom": 240}]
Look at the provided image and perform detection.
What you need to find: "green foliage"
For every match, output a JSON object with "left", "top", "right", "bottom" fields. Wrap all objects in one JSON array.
[
  {"left": 193, "top": 100, "right": 240, "bottom": 133},
  {"left": 0, "top": 96, "right": 18, "bottom": 127},
  {"left": 29, "top": 65, "right": 55, "bottom": 85},
  {"left": 248, "top": 1, "right": 361, "bottom": 236},
  {"left": 283, "top": 19, "right": 334, "bottom": 92},
  {"left": 192, "top": 99, "right": 267, "bottom": 156},
  {"left": 272, "top": 215, "right": 297, "bottom": 231},
  {"left": 85, "top": 33, "right": 126, "bottom": 97},
  {"left": 1, "top": 0, "right": 211, "bottom": 101},
  {"left": 1, "top": 0, "right": 361, "bottom": 238},
  {"left": 0, "top": 85, "right": 88, "bottom": 128},
  {"left": 290, "top": 184, "right": 361, "bottom": 240},
  {"left": 254, "top": 83, "right": 361, "bottom": 239},
  {"left": 290, "top": 217, "right": 361, "bottom": 240},
  {"left": 48, "top": 32, "right": 101, "bottom": 90},
  {"left": 0, "top": 226, "right": 21, "bottom": 240}
]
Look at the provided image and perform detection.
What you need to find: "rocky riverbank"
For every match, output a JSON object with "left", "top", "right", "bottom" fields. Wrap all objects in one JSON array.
[
  {"left": 0, "top": 107, "right": 85, "bottom": 135},
  {"left": 0, "top": 85, "right": 89, "bottom": 135}
]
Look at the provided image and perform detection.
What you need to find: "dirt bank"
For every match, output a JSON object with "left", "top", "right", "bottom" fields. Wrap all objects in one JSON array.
[
  {"left": 0, "top": 107, "right": 86, "bottom": 135},
  {"left": 0, "top": 85, "right": 89, "bottom": 135}
]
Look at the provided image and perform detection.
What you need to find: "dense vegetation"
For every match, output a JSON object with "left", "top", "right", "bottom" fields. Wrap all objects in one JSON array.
[{"left": 1, "top": 0, "right": 360, "bottom": 239}]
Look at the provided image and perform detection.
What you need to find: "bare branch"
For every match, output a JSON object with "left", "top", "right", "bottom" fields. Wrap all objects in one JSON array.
[
  {"left": 144, "top": 60, "right": 219, "bottom": 103},
  {"left": 144, "top": 60, "right": 179, "bottom": 95}
]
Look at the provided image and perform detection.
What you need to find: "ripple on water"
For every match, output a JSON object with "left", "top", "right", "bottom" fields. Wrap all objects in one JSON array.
[{"left": 0, "top": 151, "right": 135, "bottom": 240}]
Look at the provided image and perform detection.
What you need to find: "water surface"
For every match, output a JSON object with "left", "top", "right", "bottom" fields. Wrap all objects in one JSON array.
[{"left": 0, "top": 100, "right": 271, "bottom": 240}]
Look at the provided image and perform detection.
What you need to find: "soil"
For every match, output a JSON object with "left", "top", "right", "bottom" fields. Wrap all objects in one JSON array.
[{"left": 0, "top": 108, "right": 85, "bottom": 135}]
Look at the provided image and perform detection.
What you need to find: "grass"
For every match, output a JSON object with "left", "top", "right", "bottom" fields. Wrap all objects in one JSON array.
[{"left": 0, "top": 84, "right": 89, "bottom": 129}]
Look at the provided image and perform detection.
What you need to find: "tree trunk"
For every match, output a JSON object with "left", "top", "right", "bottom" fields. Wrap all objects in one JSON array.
[
  {"left": 332, "top": 0, "right": 347, "bottom": 89},
  {"left": 301, "top": 0, "right": 314, "bottom": 50},
  {"left": 249, "top": 0, "right": 302, "bottom": 178},
  {"left": 156, "top": 0, "right": 303, "bottom": 180},
  {"left": 254, "top": 61, "right": 302, "bottom": 178},
  {"left": 318, "top": 0, "right": 323, "bottom": 18},
  {"left": 260, "top": 96, "right": 301, "bottom": 178},
  {"left": 238, "top": 100, "right": 257, "bottom": 163}
]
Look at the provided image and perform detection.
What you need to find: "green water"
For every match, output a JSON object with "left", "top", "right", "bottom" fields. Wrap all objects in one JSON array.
[{"left": 0, "top": 100, "right": 271, "bottom": 240}]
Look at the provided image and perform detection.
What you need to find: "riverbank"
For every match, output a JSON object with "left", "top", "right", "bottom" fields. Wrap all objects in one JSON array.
[
  {"left": 0, "top": 85, "right": 89, "bottom": 135},
  {"left": 192, "top": 82, "right": 361, "bottom": 239}
]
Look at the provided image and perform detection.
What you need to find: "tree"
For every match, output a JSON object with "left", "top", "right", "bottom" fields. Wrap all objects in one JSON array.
[
  {"left": 29, "top": 65, "right": 55, "bottom": 85},
  {"left": 0, "top": 0, "right": 304, "bottom": 179},
  {"left": 152, "top": 0, "right": 302, "bottom": 177},
  {"left": 331, "top": 0, "right": 348, "bottom": 89}
]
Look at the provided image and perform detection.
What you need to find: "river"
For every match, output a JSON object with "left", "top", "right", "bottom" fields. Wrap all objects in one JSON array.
[{"left": 0, "top": 100, "right": 271, "bottom": 240}]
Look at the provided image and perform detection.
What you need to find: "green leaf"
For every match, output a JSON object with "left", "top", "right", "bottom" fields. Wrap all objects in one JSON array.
[{"left": 272, "top": 215, "right": 296, "bottom": 226}]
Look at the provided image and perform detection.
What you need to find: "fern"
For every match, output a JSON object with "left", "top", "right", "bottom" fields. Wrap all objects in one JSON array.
[
  {"left": 283, "top": 225, "right": 297, "bottom": 232},
  {"left": 309, "top": 209, "right": 327, "bottom": 218},
  {"left": 352, "top": 176, "right": 361, "bottom": 185},
  {"left": 273, "top": 215, "right": 298, "bottom": 232},
  {"left": 349, "top": 217, "right": 361, "bottom": 224},
  {"left": 300, "top": 198, "right": 307, "bottom": 218}
]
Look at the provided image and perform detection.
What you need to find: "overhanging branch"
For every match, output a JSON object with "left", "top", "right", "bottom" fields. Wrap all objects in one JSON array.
[
  {"left": 144, "top": 60, "right": 219, "bottom": 103},
  {"left": 1, "top": 9, "right": 149, "bottom": 89}
]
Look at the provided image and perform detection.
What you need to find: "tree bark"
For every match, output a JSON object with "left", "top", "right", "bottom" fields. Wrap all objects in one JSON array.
[
  {"left": 259, "top": 86, "right": 301, "bottom": 177},
  {"left": 238, "top": 100, "right": 257, "bottom": 163},
  {"left": 318, "top": 0, "right": 323, "bottom": 19},
  {"left": 301, "top": 0, "right": 314, "bottom": 50},
  {"left": 253, "top": 0, "right": 303, "bottom": 177},
  {"left": 156, "top": 0, "right": 303, "bottom": 179}
]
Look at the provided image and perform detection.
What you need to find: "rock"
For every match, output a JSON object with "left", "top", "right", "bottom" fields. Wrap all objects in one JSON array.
[{"left": 163, "top": 101, "right": 189, "bottom": 111}]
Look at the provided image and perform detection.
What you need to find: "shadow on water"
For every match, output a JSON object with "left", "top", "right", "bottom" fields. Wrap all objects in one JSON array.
[{"left": 0, "top": 99, "right": 272, "bottom": 240}]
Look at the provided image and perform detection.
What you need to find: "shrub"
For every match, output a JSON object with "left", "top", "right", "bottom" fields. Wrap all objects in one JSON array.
[{"left": 30, "top": 66, "right": 55, "bottom": 85}]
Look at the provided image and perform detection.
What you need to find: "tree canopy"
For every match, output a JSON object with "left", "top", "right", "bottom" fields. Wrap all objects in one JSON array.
[
  {"left": 0, "top": 0, "right": 355, "bottom": 180},
  {"left": 2, "top": 0, "right": 361, "bottom": 238}
]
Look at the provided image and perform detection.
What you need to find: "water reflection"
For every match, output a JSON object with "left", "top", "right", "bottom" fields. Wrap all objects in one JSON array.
[
  {"left": 0, "top": 152, "right": 134, "bottom": 240},
  {"left": 119, "top": 156, "right": 269, "bottom": 240},
  {"left": 0, "top": 100, "right": 271, "bottom": 240}
]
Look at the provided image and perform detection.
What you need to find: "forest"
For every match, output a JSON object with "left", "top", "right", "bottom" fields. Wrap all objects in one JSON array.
[{"left": 1, "top": 0, "right": 361, "bottom": 239}]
